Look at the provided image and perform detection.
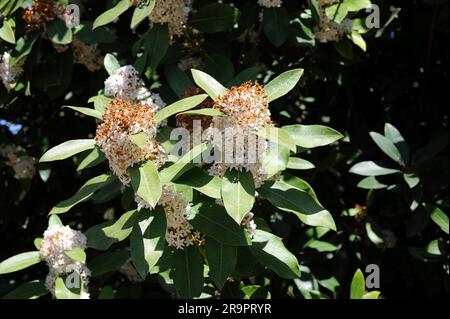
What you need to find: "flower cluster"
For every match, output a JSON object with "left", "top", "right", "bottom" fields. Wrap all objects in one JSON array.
[
  {"left": 22, "top": 0, "right": 65, "bottom": 34},
  {"left": 0, "top": 144, "right": 35, "bottom": 179},
  {"left": 95, "top": 98, "right": 166, "bottom": 185},
  {"left": 104, "top": 65, "right": 166, "bottom": 114},
  {"left": 148, "top": 0, "right": 192, "bottom": 38},
  {"left": 205, "top": 82, "right": 272, "bottom": 188},
  {"left": 71, "top": 38, "right": 104, "bottom": 72},
  {"left": 136, "top": 186, "right": 201, "bottom": 249},
  {"left": 257, "top": 0, "right": 283, "bottom": 8},
  {"left": 39, "top": 225, "right": 90, "bottom": 299},
  {"left": 0, "top": 52, "right": 24, "bottom": 90},
  {"left": 242, "top": 212, "right": 257, "bottom": 236}
]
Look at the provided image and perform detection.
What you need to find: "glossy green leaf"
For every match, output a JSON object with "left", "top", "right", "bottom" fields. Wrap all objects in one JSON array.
[
  {"left": 349, "top": 161, "right": 399, "bottom": 176},
  {"left": 3, "top": 280, "right": 47, "bottom": 299},
  {"left": 50, "top": 174, "right": 114, "bottom": 215},
  {"left": 0, "top": 252, "right": 41, "bottom": 275},
  {"left": 54, "top": 276, "right": 82, "bottom": 299},
  {"left": 155, "top": 94, "right": 208, "bottom": 123},
  {"left": 93, "top": 0, "right": 131, "bottom": 29},
  {"left": 205, "top": 238, "right": 237, "bottom": 289},
  {"left": 88, "top": 250, "right": 130, "bottom": 276},
  {"left": 259, "top": 181, "right": 336, "bottom": 230},
  {"left": 0, "top": 19, "right": 15, "bottom": 44},
  {"left": 222, "top": 169, "right": 255, "bottom": 224},
  {"left": 357, "top": 176, "right": 388, "bottom": 189},
  {"left": 130, "top": 0, "right": 156, "bottom": 29},
  {"left": 263, "top": 7, "right": 290, "bottom": 47},
  {"left": 174, "top": 167, "right": 221, "bottom": 199},
  {"left": 47, "top": 19, "right": 72, "bottom": 44},
  {"left": 369, "top": 132, "right": 403, "bottom": 163},
  {"left": 130, "top": 160, "right": 161, "bottom": 208},
  {"left": 131, "top": 208, "right": 166, "bottom": 278},
  {"left": 178, "top": 108, "right": 224, "bottom": 117},
  {"left": 350, "top": 269, "right": 365, "bottom": 299},
  {"left": 287, "top": 157, "right": 315, "bottom": 170},
  {"left": 104, "top": 53, "right": 121, "bottom": 76},
  {"left": 283, "top": 124, "right": 343, "bottom": 148},
  {"left": 77, "top": 146, "right": 106, "bottom": 171},
  {"left": 144, "top": 24, "right": 169, "bottom": 71},
  {"left": 264, "top": 69, "right": 303, "bottom": 102},
  {"left": 40, "top": 139, "right": 96, "bottom": 163},
  {"left": 426, "top": 204, "right": 449, "bottom": 234},
  {"left": 191, "top": 69, "right": 228, "bottom": 101},
  {"left": 257, "top": 126, "right": 296, "bottom": 152},
  {"left": 64, "top": 247, "right": 86, "bottom": 264},
  {"left": 63, "top": 106, "right": 103, "bottom": 120},
  {"left": 172, "top": 246, "right": 204, "bottom": 298},
  {"left": 249, "top": 230, "right": 300, "bottom": 279},
  {"left": 185, "top": 202, "right": 252, "bottom": 246}
]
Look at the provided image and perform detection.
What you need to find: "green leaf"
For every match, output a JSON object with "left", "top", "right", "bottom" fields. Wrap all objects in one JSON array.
[
  {"left": 174, "top": 167, "right": 221, "bottom": 199},
  {"left": 350, "top": 31, "right": 366, "bottom": 52},
  {"left": 164, "top": 65, "right": 194, "bottom": 97},
  {"left": 263, "top": 7, "right": 290, "bottom": 47},
  {"left": 426, "top": 204, "right": 449, "bottom": 234},
  {"left": 264, "top": 69, "right": 303, "bottom": 102},
  {"left": 64, "top": 248, "right": 86, "bottom": 264},
  {"left": 130, "top": 160, "right": 162, "bottom": 208},
  {"left": 93, "top": 0, "right": 131, "bottom": 29},
  {"left": 172, "top": 246, "right": 205, "bottom": 298},
  {"left": 426, "top": 239, "right": 442, "bottom": 255},
  {"left": 178, "top": 108, "right": 224, "bottom": 117},
  {"left": 384, "top": 123, "right": 410, "bottom": 163},
  {"left": 344, "top": 0, "right": 371, "bottom": 12},
  {"left": 104, "top": 53, "right": 121, "bottom": 76},
  {"left": 185, "top": 202, "right": 252, "bottom": 246},
  {"left": 257, "top": 126, "right": 296, "bottom": 152},
  {"left": 241, "top": 285, "right": 271, "bottom": 299},
  {"left": 77, "top": 146, "right": 106, "bottom": 171},
  {"left": 102, "top": 209, "right": 137, "bottom": 241},
  {"left": 0, "top": 252, "right": 41, "bottom": 274},
  {"left": 249, "top": 230, "right": 300, "bottom": 279},
  {"left": 3, "top": 280, "right": 47, "bottom": 299},
  {"left": 63, "top": 106, "right": 103, "bottom": 120},
  {"left": 0, "top": 19, "right": 15, "bottom": 44},
  {"left": 88, "top": 250, "right": 130, "bottom": 276},
  {"left": 47, "top": 19, "right": 72, "bottom": 44},
  {"left": 259, "top": 181, "right": 336, "bottom": 230},
  {"left": 357, "top": 176, "right": 388, "bottom": 189},
  {"left": 40, "top": 139, "right": 96, "bottom": 163},
  {"left": 144, "top": 24, "right": 169, "bottom": 71},
  {"left": 191, "top": 69, "right": 228, "bottom": 101},
  {"left": 129, "top": 132, "right": 149, "bottom": 148},
  {"left": 11, "top": 35, "right": 37, "bottom": 64},
  {"left": 48, "top": 214, "right": 63, "bottom": 226},
  {"left": 287, "top": 157, "right": 315, "bottom": 170},
  {"left": 205, "top": 238, "right": 237, "bottom": 289},
  {"left": 50, "top": 174, "right": 114, "bottom": 215},
  {"left": 34, "top": 238, "right": 43, "bottom": 250},
  {"left": 130, "top": 0, "right": 156, "bottom": 29},
  {"left": 88, "top": 94, "right": 111, "bottom": 114},
  {"left": 54, "top": 277, "right": 82, "bottom": 299},
  {"left": 369, "top": 132, "right": 403, "bottom": 163},
  {"left": 303, "top": 240, "right": 340, "bottom": 252},
  {"left": 349, "top": 161, "right": 399, "bottom": 176},
  {"left": 283, "top": 124, "right": 343, "bottom": 148},
  {"left": 350, "top": 269, "right": 365, "bottom": 299},
  {"left": 159, "top": 142, "right": 208, "bottom": 183},
  {"left": 189, "top": 3, "right": 236, "bottom": 33},
  {"left": 261, "top": 144, "right": 290, "bottom": 177},
  {"left": 131, "top": 208, "right": 167, "bottom": 278},
  {"left": 363, "top": 291, "right": 381, "bottom": 299},
  {"left": 403, "top": 173, "right": 420, "bottom": 188},
  {"left": 222, "top": 169, "right": 255, "bottom": 224},
  {"left": 155, "top": 94, "right": 208, "bottom": 123}
]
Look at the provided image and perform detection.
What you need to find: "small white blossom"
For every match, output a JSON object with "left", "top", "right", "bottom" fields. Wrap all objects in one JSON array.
[
  {"left": 257, "top": 0, "right": 283, "bottom": 8},
  {"left": 0, "top": 52, "right": 24, "bottom": 90}
]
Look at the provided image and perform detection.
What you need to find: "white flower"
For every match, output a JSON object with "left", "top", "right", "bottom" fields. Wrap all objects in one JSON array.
[
  {"left": 257, "top": 0, "right": 283, "bottom": 8},
  {"left": 39, "top": 225, "right": 90, "bottom": 298},
  {"left": 0, "top": 52, "right": 24, "bottom": 90},
  {"left": 242, "top": 212, "right": 257, "bottom": 236},
  {"left": 135, "top": 186, "right": 200, "bottom": 250},
  {"left": 104, "top": 65, "right": 145, "bottom": 101}
]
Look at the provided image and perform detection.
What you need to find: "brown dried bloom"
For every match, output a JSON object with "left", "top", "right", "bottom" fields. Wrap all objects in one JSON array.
[
  {"left": 149, "top": 0, "right": 192, "bottom": 38},
  {"left": 71, "top": 38, "right": 104, "bottom": 72},
  {"left": 213, "top": 81, "right": 272, "bottom": 130},
  {"left": 95, "top": 98, "right": 166, "bottom": 185},
  {"left": 23, "top": 0, "right": 62, "bottom": 33}
]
